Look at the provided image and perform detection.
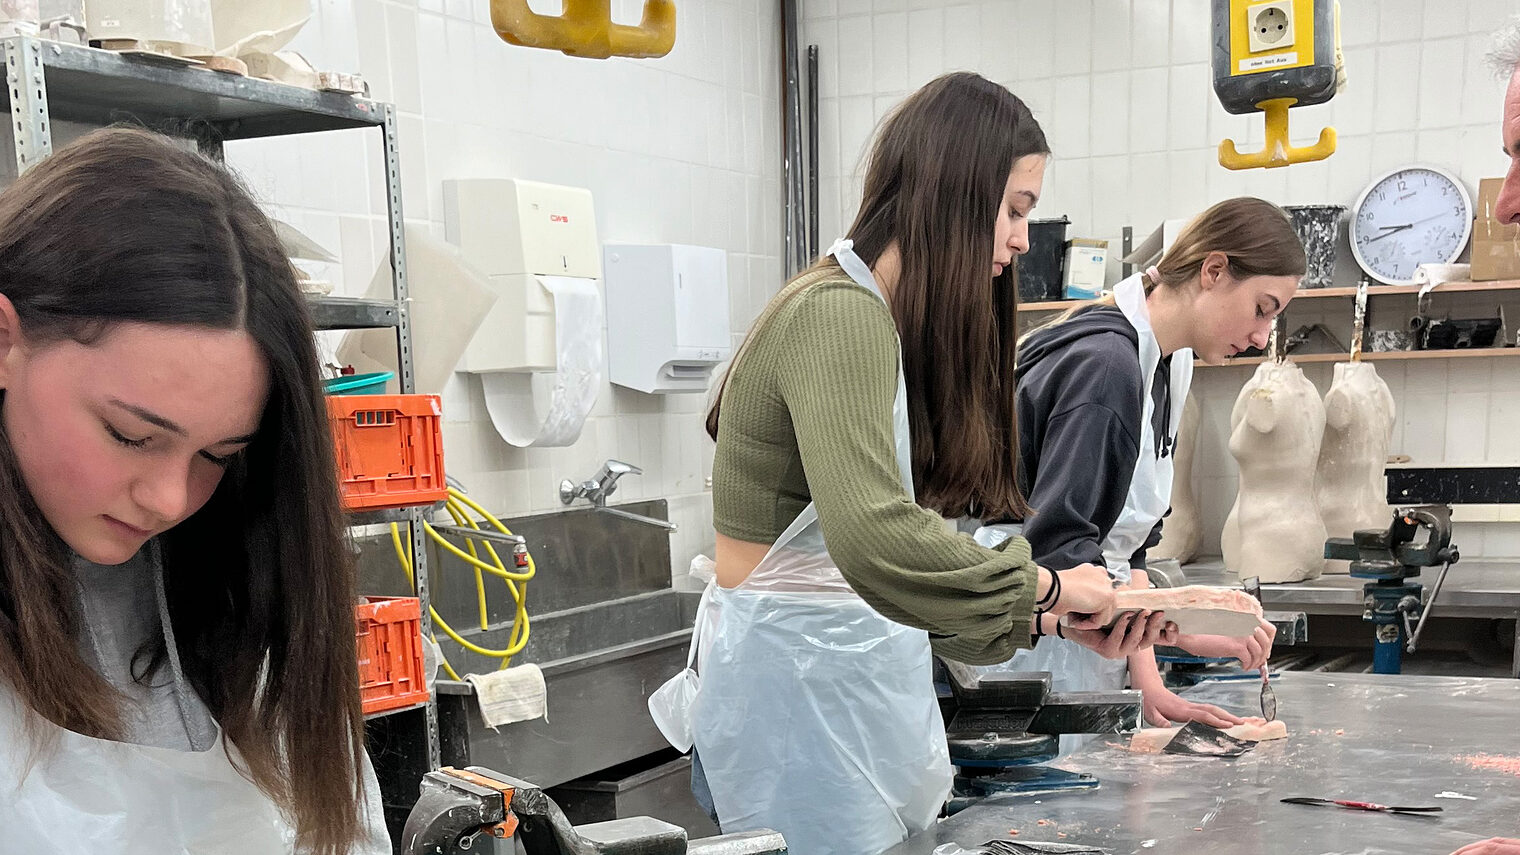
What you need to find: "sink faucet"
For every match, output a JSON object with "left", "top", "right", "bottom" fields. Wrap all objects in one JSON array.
[
  {"left": 560, "top": 459, "right": 640, "bottom": 507},
  {"left": 558, "top": 459, "right": 678, "bottom": 532}
]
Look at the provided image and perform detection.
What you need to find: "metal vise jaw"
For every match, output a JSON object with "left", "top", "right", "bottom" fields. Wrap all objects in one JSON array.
[
  {"left": 1324, "top": 505, "right": 1458, "bottom": 582},
  {"left": 937, "top": 661, "right": 1141, "bottom": 802},
  {"left": 402, "top": 767, "right": 787, "bottom": 855}
]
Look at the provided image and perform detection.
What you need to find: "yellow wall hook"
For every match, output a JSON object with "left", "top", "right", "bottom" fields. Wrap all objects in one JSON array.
[
  {"left": 490, "top": 0, "right": 676, "bottom": 59},
  {"left": 1218, "top": 97, "right": 1336, "bottom": 170}
]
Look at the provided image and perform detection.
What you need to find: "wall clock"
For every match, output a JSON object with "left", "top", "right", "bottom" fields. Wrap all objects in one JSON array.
[{"left": 1349, "top": 165, "right": 1472, "bottom": 286}]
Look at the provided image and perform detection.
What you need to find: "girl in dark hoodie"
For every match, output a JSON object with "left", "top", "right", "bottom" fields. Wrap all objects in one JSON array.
[{"left": 972, "top": 198, "right": 1306, "bottom": 737}]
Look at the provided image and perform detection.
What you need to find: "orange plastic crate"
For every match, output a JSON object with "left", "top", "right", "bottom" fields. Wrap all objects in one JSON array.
[
  {"left": 328, "top": 393, "right": 448, "bottom": 510},
  {"left": 356, "top": 596, "right": 430, "bottom": 716}
]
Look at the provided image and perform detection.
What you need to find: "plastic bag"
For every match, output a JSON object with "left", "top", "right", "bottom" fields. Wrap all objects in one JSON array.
[
  {"left": 647, "top": 667, "right": 698, "bottom": 752},
  {"left": 648, "top": 576, "right": 714, "bottom": 753},
  {"left": 690, "top": 553, "right": 717, "bottom": 584}
]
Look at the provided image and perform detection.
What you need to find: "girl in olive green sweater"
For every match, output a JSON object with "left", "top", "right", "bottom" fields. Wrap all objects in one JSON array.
[{"left": 675, "top": 73, "right": 1168, "bottom": 855}]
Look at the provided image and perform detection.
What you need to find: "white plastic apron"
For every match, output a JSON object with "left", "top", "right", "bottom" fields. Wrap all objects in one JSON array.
[
  {"left": 1104, "top": 272, "right": 1193, "bottom": 583},
  {"left": 0, "top": 567, "right": 294, "bottom": 854},
  {"left": 972, "top": 273, "right": 1193, "bottom": 754},
  {"left": 652, "top": 238, "right": 951, "bottom": 855}
]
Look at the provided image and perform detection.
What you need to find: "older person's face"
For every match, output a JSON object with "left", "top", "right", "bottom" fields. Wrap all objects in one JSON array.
[{"left": 1499, "top": 67, "right": 1520, "bottom": 224}]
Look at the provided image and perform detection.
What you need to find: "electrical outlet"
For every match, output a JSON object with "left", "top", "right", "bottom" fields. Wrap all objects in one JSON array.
[{"left": 1247, "top": 1, "right": 1295, "bottom": 53}]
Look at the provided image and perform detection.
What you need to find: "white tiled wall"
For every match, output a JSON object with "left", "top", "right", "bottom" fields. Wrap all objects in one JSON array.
[
  {"left": 224, "top": 0, "right": 781, "bottom": 582},
  {"left": 221, "top": 0, "right": 1520, "bottom": 571},
  {"left": 803, "top": 0, "right": 1520, "bottom": 558}
]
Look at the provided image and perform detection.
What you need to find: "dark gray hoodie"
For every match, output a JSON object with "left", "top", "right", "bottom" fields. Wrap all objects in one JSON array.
[{"left": 1009, "top": 304, "right": 1176, "bottom": 572}]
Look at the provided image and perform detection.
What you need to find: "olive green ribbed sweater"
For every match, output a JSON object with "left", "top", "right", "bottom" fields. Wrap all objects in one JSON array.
[{"left": 711, "top": 268, "right": 1039, "bottom": 665}]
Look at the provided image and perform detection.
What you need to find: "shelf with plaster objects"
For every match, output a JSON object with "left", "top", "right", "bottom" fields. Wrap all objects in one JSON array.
[
  {"left": 1018, "top": 279, "right": 1520, "bottom": 313},
  {"left": 1207, "top": 348, "right": 1520, "bottom": 367},
  {"left": 1022, "top": 279, "right": 1520, "bottom": 367}
]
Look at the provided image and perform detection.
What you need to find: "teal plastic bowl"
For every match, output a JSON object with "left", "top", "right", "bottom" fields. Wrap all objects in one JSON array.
[{"left": 324, "top": 371, "right": 393, "bottom": 395}]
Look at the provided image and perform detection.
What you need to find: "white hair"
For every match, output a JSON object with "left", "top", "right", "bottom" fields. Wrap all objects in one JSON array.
[{"left": 1489, "top": 16, "right": 1520, "bottom": 78}]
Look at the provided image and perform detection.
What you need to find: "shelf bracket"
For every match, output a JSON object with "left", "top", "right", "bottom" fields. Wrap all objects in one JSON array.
[{"left": 5, "top": 36, "right": 53, "bottom": 174}]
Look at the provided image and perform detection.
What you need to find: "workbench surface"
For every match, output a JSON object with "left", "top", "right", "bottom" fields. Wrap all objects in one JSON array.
[
  {"left": 881, "top": 673, "right": 1519, "bottom": 855},
  {"left": 1183, "top": 558, "right": 1520, "bottom": 614},
  {"left": 1184, "top": 559, "right": 1520, "bottom": 676}
]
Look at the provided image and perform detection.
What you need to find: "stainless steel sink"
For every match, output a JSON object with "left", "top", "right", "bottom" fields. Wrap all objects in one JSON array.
[
  {"left": 364, "top": 498, "right": 700, "bottom": 790},
  {"left": 435, "top": 587, "right": 697, "bottom": 788},
  {"left": 360, "top": 496, "right": 705, "bottom": 813}
]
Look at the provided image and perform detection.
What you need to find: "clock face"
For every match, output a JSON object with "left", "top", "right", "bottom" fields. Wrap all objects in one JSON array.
[{"left": 1350, "top": 166, "right": 1473, "bottom": 285}]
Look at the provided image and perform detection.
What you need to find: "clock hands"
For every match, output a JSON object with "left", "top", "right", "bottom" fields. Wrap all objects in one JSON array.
[
  {"left": 1365, "top": 223, "right": 1412, "bottom": 243},
  {"left": 1362, "top": 211, "right": 1458, "bottom": 244}
]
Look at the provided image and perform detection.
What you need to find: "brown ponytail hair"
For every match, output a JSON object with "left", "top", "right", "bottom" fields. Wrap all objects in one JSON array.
[
  {"left": 708, "top": 72, "right": 1050, "bottom": 520},
  {"left": 1033, "top": 196, "right": 1306, "bottom": 332},
  {"left": 1150, "top": 196, "right": 1306, "bottom": 290}
]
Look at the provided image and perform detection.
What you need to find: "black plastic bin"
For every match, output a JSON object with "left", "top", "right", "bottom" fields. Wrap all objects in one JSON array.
[
  {"left": 547, "top": 749, "right": 721, "bottom": 840},
  {"left": 1017, "top": 216, "right": 1071, "bottom": 302}
]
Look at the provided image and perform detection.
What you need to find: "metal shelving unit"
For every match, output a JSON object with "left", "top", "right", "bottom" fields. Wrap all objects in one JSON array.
[{"left": 0, "top": 34, "right": 439, "bottom": 769}]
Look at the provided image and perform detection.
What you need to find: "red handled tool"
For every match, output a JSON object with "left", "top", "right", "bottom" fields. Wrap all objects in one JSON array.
[{"left": 1281, "top": 797, "right": 1441, "bottom": 814}]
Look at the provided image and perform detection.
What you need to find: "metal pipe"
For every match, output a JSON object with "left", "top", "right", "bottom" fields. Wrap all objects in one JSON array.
[
  {"left": 807, "top": 43, "right": 819, "bottom": 262},
  {"left": 1406, "top": 561, "right": 1453, "bottom": 654},
  {"left": 597, "top": 505, "right": 679, "bottom": 532},
  {"left": 780, "top": 0, "right": 806, "bottom": 277},
  {"left": 429, "top": 523, "right": 526, "bottom": 547}
]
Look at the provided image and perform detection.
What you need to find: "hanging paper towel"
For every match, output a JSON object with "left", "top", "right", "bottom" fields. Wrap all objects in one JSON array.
[{"left": 481, "top": 275, "right": 603, "bottom": 447}]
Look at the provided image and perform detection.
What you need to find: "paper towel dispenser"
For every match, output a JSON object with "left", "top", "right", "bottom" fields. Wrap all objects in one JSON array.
[
  {"left": 442, "top": 178, "right": 604, "bottom": 448},
  {"left": 604, "top": 243, "right": 731, "bottom": 394},
  {"left": 445, "top": 178, "right": 600, "bottom": 278},
  {"left": 444, "top": 178, "right": 601, "bottom": 373}
]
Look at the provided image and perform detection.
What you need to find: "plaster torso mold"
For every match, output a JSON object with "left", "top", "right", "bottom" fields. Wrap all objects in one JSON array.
[
  {"left": 1221, "top": 361, "right": 1328, "bottom": 583},
  {"left": 1316, "top": 362, "right": 1395, "bottom": 574}
]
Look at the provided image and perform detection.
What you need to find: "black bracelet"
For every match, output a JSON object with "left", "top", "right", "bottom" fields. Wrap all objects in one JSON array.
[
  {"left": 1054, "top": 620, "right": 1066, "bottom": 640},
  {"left": 1032, "top": 609, "right": 1047, "bottom": 638},
  {"left": 1036, "top": 569, "right": 1061, "bottom": 609}
]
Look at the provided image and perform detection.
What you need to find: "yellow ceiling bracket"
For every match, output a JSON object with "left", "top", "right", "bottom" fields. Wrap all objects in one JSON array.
[
  {"left": 490, "top": 0, "right": 676, "bottom": 59},
  {"left": 1218, "top": 97, "right": 1336, "bottom": 170}
]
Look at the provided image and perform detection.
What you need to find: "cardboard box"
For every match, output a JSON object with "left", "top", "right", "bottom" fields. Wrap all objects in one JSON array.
[
  {"left": 1063, "top": 239, "right": 1109, "bottom": 300},
  {"left": 1471, "top": 178, "right": 1520, "bottom": 282}
]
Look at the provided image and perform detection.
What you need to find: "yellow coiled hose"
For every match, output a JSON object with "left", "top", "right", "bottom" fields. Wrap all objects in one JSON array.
[{"left": 391, "top": 486, "right": 535, "bottom": 680}]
